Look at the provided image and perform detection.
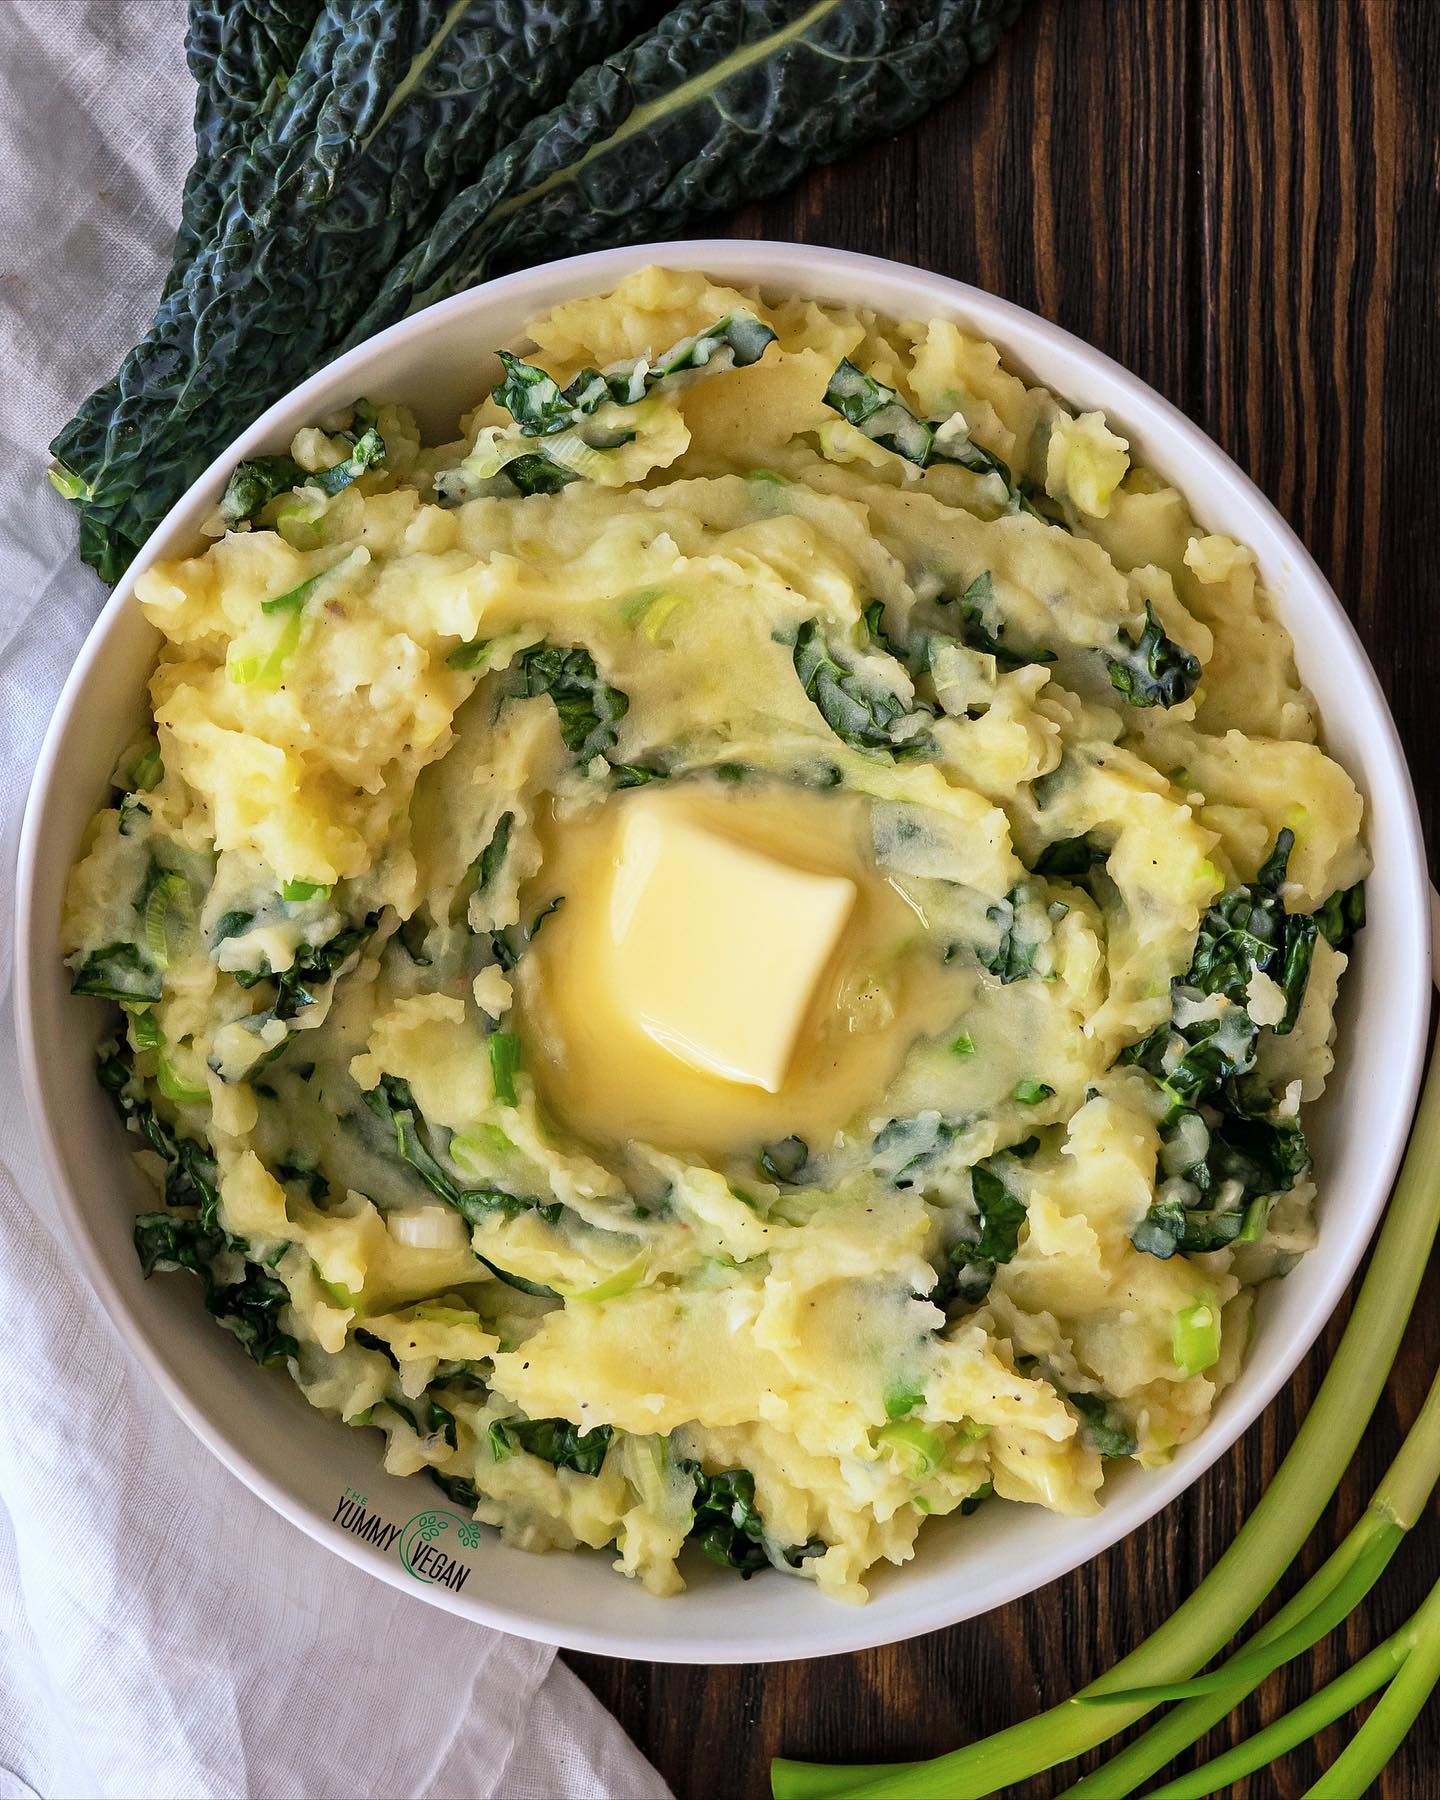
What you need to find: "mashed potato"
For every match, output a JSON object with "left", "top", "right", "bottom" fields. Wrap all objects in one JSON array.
[{"left": 62, "top": 268, "right": 1367, "bottom": 1603}]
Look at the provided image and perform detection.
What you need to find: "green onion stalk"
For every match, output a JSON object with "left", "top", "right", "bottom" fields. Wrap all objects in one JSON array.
[{"left": 772, "top": 1019, "right": 1440, "bottom": 1800}]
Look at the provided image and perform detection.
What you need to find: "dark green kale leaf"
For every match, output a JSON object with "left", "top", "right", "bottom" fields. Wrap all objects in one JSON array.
[
  {"left": 942, "top": 571, "right": 1057, "bottom": 671},
  {"left": 265, "top": 914, "right": 380, "bottom": 1021},
  {"left": 71, "top": 941, "right": 163, "bottom": 1005},
  {"left": 490, "top": 1416, "right": 613, "bottom": 1474},
  {"left": 469, "top": 312, "right": 778, "bottom": 495},
  {"left": 363, "top": 1074, "right": 561, "bottom": 1231},
  {"left": 516, "top": 642, "right": 629, "bottom": 761},
  {"left": 759, "top": 1136, "right": 809, "bottom": 1184},
  {"left": 822, "top": 364, "right": 1059, "bottom": 529},
  {"left": 1188, "top": 830, "right": 1315, "bottom": 1034},
  {"left": 1104, "top": 602, "right": 1201, "bottom": 708},
  {"left": 1067, "top": 1389, "right": 1137, "bottom": 1459},
  {"left": 429, "top": 1469, "right": 482, "bottom": 1509},
  {"left": 52, "top": 0, "right": 663, "bottom": 580},
  {"left": 975, "top": 882, "right": 1054, "bottom": 983},
  {"left": 1119, "top": 1005, "right": 1260, "bottom": 1113},
  {"left": 1131, "top": 1110, "right": 1310, "bottom": 1259},
  {"left": 220, "top": 417, "right": 386, "bottom": 527},
  {"left": 792, "top": 619, "right": 933, "bottom": 757},
  {"left": 457, "top": 812, "right": 514, "bottom": 922},
  {"left": 1119, "top": 836, "right": 1345, "bottom": 1261},
  {"left": 1033, "top": 834, "right": 1109, "bottom": 881},
  {"left": 98, "top": 1041, "right": 221, "bottom": 1227},
  {"left": 872, "top": 1113, "right": 957, "bottom": 1188},
  {"left": 932, "top": 1158, "right": 1028, "bottom": 1308},
  {"left": 679, "top": 1463, "right": 824, "bottom": 1576},
  {"left": 134, "top": 1213, "right": 297, "bottom": 1368},
  {"left": 384, "top": 1395, "right": 460, "bottom": 1449},
  {"left": 343, "top": 0, "right": 1024, "bottom": 348},
  {"left": 1316, "top": 880, "right": 1366, "bottom": 954},
  {"left": 166, "top": 0, "right": 325, "bottom": 294}
]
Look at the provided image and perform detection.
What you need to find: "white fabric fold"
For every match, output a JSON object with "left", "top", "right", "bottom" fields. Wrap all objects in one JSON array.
[{"left": 0, "top": 5, "right": 670, "bottom": 1795}]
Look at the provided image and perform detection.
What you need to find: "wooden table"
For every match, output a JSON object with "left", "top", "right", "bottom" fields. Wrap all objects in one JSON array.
[{"left": 567, "top": 3, "right": 1440, "bottom": 1794}]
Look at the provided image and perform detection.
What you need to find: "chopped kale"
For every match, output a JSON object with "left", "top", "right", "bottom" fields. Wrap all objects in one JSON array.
[
  {"left": 134, "top": 1213, "right": 296, "bottom": 1368},
  {"left": 792, "top": 619, "right": 933, "bottom": 757},
  {"left": 489, "top": 1416, "right": 613, "bottom": 1475},
  {"left": 1104, "top": 601, "right": 1201, "bottom": 708},
  {"left": 515, "top": 642, "right": 629, "bottom": 760}
]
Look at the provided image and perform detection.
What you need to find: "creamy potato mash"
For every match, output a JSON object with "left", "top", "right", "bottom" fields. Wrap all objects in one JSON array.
[{"left": 63, "top": 268, "right": 1368, "bottom": 1602}]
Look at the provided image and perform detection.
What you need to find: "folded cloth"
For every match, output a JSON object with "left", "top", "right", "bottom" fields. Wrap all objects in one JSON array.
[{"left": 0, "top": 6, "right": 669, "bottom": 1795}]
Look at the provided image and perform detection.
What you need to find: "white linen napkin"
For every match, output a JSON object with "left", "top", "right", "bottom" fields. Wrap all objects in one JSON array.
[{"left": 0, "top": 6, "right": 670, "bottom": 1796}]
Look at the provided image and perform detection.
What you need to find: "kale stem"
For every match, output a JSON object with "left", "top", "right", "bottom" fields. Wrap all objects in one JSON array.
[{"left": 771, "top": 1023, "right": 1440, "bottom": 1800}]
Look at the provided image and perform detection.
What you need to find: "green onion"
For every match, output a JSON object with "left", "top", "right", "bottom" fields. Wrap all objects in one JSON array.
[
  {"left": 156, "top": 1051, "right": 208, "bottom": 1106},
  {"left": 260, "top": 572, "right": 322, "bottom": 615},
  {"left": 228, "top": 605, "right": 304, "bottom": 688},
  {"left": 553, "top": 1252, "right": 648, "bottom": 1304},
  {"left": 884, "top": 1388, "right": 925, "bottom": 1421},
  {"left": 489, "top": 1031, "right": 520, "bottom": 1106},
  {"left": 281, "top": 878, "right": 330, "bottom": 902},
  {"left": 274, "top": 494, "right": 327, "bottom": 550},
  {"left": 142, "top": 871, "right": 193, "bottom": 970},
  {"left": 130, "top": 1008, "right": 163, "bottom": 1051},
  {"left": 1012, "top": 1079, "right": 1053, "bottom": 1105},
  {"left": 446, "top": 637, "right": 492, "bottom": 671},
  {"left": 771, "top": 1021, "right": 1440, "bottom": 1800},
  {"left": 950, "top": 1032, "right": 976, "bottom": 1058},
  {"left": 1171, "top": 1299, "right": 1221, "bottom": 1377},
  {"left": 131, "top": 745, "right": 164, "bottom": 791},
  {"left": 876, "top": 1419, "right": 944, "bottom": 1477}
]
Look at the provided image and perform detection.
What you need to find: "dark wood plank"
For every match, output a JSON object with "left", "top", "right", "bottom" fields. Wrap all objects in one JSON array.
[{"left": 567, "top": 2, "right": 1440, "bottom": 1794}]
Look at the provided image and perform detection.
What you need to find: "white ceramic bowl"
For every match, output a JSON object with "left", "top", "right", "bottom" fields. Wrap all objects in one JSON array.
[{"left": 15, "top": 242, "right": 1430, "bottom": 1663}]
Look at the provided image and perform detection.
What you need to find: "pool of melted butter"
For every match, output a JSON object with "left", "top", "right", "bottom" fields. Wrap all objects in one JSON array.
[{"left": 515, "top": 777, "right": 966, "bottom": 1161}]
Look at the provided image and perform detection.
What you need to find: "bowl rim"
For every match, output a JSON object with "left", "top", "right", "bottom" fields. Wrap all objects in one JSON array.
[{"left": 15, "top": 238, "right": 1431, "bottom": 1663}]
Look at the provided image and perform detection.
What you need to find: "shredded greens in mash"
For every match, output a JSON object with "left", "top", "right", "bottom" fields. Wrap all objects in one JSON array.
[{"left": 63, "top": 267, "right": 1368, "bottom": 1604}]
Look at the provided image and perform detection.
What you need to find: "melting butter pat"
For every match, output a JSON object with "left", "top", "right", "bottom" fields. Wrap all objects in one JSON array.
[{"left": 608, "top": 805, "right": 856, "bottom": 1092}]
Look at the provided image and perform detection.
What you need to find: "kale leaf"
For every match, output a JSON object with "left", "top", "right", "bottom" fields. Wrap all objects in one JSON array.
[
  {"left": 71, "top": 941, "right": 163, "bottom": 1005},
  {"left": 932, "top": 1157, "right": 1029, "bottom": 1308},
  {"left": 975, "top": 882, "right": 1055, "bottom": 983},
  {"left": 515, "top": 642, "right": 629, "bottom": 761},
  {"left": 220, "top": 417, "right": 386, "bottom": 527},
  {"left": 134, "top": 1213, "right": 296, "bottom": 1368},
  {"left": 98, "top": 1041, "right": 221, "bottom": 1227},
  {"left": 164, "top": 0, "right": 325, "bottom": 295},
  {"left": 1119, "top": 835, "right": 1352, "bottom": 1261},
  {"left": 1068, "top": 1389, "right": 1138, "bottom": 1459},
  {"left": 759, "top": 1136, "right": 809, "bottom": 1184},
  {"left": 681, "top": 1464, "right": 825, "bottom": 1577},
  {"left": 342, "top": 0, "right": 1023, "bottom": 350},
  {"left": 1316, "top": 880, "right": 1366, "bottom": 954},
  {"left": 461, "top": 312, "right": 778, "bottom": 497},
  {"left": 490, "top": 1416, "right": 613, "bottom": 1475},
  {"left": 1104, "top": 602, "right": 1201, "bottom": 708},
  {"left": 1131, "top": 1110, "right": 1310, "bottom": 1259},
  {"left": 363, "top": 1074, "right": 560, "bottom": 1231},
  {"left": 1187, "top": 829, "right": 1315, "bottom": 1034},
  {"left": 51, "top": 0, "right": 662, "bottom": 579},
  {"left": 1033, "top": 834, "right": 1109, "bottom": 881},
  {"left": 821, "top": 363, "right": 1061, "bottom": 528},
  {"left": 944, "top": 571, "right": 1057, "bottom": 670},
  {"left": 792, "top": 620, "right": 933, "bottom": 757},
  {"left": 429, "top": 1469, "right": 482, "bottom": 1509}
]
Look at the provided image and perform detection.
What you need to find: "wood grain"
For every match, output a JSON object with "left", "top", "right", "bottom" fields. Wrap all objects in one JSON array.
[{"left": 566, "top": 2, "right": 1440, "bottom": 1793}]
